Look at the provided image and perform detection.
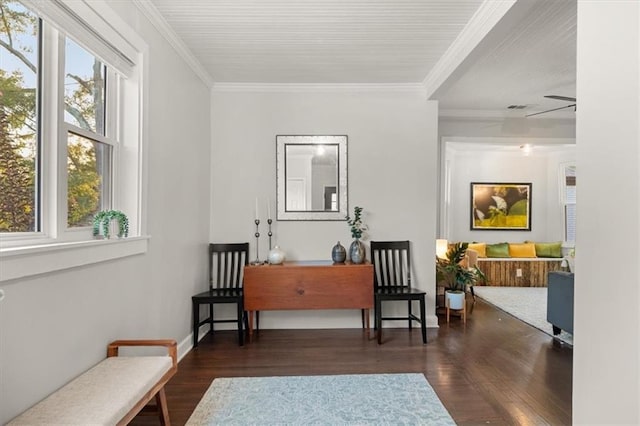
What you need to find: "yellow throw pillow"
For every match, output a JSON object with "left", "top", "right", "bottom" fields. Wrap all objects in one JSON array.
[
  {"left": 509, "top": 242, "right": 537, "bottom": 258},
  {"left": 467, "top": 243, "right": 486, "bottom": 258}
]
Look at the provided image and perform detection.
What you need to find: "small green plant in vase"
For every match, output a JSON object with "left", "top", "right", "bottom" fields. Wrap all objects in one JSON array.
[
  {"left": 92, "top": 210, "right": 129, "bottom": 239},
  {"left": 346, "top": 206, "right": 368, "bottom": 264},
  {"left": 346, "top": 206, "right": 367, "bottom": 239}
]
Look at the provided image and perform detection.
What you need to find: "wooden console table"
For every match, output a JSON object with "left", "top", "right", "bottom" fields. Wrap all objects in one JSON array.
[{"left": 243, "top": 261, "right": 374, "bottom": 340}]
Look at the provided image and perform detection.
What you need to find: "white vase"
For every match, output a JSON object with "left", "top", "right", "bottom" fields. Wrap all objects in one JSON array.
[
  {"left": 268, "top": 245, "right": 285, "bottom": 265},
  {"left": 98, "top": 218, "right": 120, "bottom": 239},
  {"left": 446, "top": 290, "right": 465, "bottom": 310},
  {"left": 566, "top": 256, "right": 575, "bottom": 273}
]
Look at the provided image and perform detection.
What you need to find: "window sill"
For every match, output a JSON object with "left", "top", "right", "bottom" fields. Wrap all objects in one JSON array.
[{"left": 0, "top": 236, "right": 149, "bottom": 283}]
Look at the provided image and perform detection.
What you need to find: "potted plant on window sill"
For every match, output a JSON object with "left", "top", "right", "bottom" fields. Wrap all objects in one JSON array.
[
  {"left": 436, "top": 242, "right": 484, "bottom": 310},
  {"left": 92, "top": 210, "right": 129, "bottom": 239}
]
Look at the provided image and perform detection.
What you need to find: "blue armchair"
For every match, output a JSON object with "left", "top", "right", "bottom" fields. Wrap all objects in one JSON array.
[{"left": 547, "top": 271, "right": 574, "bottom": 335}]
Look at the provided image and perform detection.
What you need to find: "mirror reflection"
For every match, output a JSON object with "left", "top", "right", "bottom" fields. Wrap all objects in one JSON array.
[
  {"left": 285, "top": 144, "right": 338, "bottom": 211},
  {"left": 277, "top": 135, "right": 347, "bottom": 221}
]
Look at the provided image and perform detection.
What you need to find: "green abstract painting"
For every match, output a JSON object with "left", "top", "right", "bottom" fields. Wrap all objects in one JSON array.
[{"left": 471, "top": 182, "right": 532, "bottom": 230}]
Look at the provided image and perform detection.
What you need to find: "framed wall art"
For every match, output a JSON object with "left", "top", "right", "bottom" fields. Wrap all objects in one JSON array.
[{"left": 470, "top": 182, "right": 532, "bottom": 230}]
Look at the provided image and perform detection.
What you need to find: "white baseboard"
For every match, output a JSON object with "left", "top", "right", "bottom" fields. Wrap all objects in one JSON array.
[
  {"left": 177, "top": 324, "right": 211, "bottom": 361},
  {"left": 180, "top": 315, "right": 440, "bottom": 358}
]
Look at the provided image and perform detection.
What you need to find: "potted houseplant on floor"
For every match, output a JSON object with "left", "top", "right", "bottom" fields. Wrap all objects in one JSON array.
[{"left": 436, "top": 242, "right": 484, "bottom": 310}]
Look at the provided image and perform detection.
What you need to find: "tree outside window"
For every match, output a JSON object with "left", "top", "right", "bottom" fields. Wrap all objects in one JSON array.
[{"left": 0, "top": 0, "right": 38, "bottom": 232}]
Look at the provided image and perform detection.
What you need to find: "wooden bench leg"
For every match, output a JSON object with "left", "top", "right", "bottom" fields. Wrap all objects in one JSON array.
[{"left": 156, "top": 388, "right": 170, "bottom": 426}]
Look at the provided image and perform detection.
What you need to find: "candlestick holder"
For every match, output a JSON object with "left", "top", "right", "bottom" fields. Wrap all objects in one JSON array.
[
  {"left": 251, "top": 219, "right": 263, "bottom": 265},
  {"left": 267, "top": 219, "right": 273, "bottom": 251}
]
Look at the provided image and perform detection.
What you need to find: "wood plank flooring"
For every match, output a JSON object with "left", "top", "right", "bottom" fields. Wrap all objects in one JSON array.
[{"left": 131, "top": 299, "right": 572, "bottom": 425}]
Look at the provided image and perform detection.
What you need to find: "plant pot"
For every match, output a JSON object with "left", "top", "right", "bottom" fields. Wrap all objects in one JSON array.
[
  {"left": 349, "top": 239, "right": 366, "bottom": 264},
  {"left": 445, "top": 290, "right": 465, "bottom": 310},
  {"left": 92, "top": 210, "right": 129, "bottom": 239}
]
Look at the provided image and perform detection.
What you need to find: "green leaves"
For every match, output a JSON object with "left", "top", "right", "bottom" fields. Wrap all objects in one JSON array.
[
  {"left": 346, "top": 206, "right": 367, "bottom": 239},
  {"left": 435, "top": 242, "right": 482, "bottom": 292},
  {"left": 92, "top": 210, "right": 129, "bottom": 239}
]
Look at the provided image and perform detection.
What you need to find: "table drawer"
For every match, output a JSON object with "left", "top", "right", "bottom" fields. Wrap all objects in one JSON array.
[{"left": 244, "top": 263, "right": 373, "bottom": 311}]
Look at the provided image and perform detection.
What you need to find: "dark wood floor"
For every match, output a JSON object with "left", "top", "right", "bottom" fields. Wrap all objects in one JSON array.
[{"left": 132, "top": 299, "right": 572, "bottom": 425}]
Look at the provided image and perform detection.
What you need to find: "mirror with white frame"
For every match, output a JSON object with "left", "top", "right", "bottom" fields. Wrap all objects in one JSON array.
[{"left": 276, "top": 135, "right": 348, "bottom": 220}]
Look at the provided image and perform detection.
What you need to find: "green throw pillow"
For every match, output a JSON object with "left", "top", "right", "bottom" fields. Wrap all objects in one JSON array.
[
  {"left": 486, "top": 242, "right": 510, "bottom": 258},
  {"left": 534, "top": 242, "right": 563, "bottom": 258}
]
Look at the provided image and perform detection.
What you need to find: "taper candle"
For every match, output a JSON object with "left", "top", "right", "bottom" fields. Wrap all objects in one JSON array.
[
  {"left": 255, "top": 197, "right": 259, "bottom": 220},
  {"left": 267, "top": 198, "right": 271, "bottom": 220}
]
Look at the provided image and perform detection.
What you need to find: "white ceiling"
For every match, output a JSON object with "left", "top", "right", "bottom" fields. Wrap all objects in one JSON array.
[
  {"left": 143, "top": 0, "right": 577, "bottom": 114},
  {"left": 435, "top": 0, "right": 577, "bottom": 113}
]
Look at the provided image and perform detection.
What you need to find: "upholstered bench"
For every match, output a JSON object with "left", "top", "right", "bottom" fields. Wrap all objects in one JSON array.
[
  {"left": 8, "top": 339, "right": 177, "bottom": 426},
  {"left": 466, "top": 241, "right": 564, "bottom": 287}
]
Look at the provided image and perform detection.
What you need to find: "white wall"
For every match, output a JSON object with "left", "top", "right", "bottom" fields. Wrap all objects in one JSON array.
[
  {"left": 210, "top": 89, "right": 439, "bottom": 329},
  {"left": 0, "top": 3, "right": 211, "bottom": 423},
  {"left": 574, "top": 1, "right": 640, "bottom": 423},
  {"left": 442, "top": 142, "right": 575, "bottom": 244}
]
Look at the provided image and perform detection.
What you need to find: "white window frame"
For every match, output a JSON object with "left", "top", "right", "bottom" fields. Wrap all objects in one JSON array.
[
  {"left": 559, "top": 162, "right": 576, "bottom": 245},
  {"left": 0, "top": 0, "right": 149, "bottom": 282}
]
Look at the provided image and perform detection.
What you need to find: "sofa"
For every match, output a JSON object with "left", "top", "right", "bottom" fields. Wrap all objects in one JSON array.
[
  {"left": 547, "top": 271, "right": 574, "bottom": 335},
  {"left": 460, "top": 241, "right": 564, "bottom": 286}
]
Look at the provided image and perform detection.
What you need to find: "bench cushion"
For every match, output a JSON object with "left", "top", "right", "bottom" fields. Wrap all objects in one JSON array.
[{"left": 9, "top": 356, "right": 172, "bottom": 425}]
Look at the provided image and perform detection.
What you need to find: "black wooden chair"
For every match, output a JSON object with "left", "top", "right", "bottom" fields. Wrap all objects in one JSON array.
[
  {"left": 192, "top": 243, "right": 249, "bottom": 347},
  {"left": 371, "top": 240, "right": 427, "bottom": 344}
]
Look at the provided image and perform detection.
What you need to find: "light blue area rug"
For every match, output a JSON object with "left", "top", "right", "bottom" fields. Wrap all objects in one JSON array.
[
  {"left": 186, "top": 373, "right": 455, "bottom": 425},
  {"left": 474, "top": 286, "right": 573, "bottom": 345}
]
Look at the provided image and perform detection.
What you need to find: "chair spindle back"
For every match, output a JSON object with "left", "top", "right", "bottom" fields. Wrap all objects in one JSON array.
[
  {"left": 209, "top": 243, "right": 249, "bottom": 291},
  {"left": 371, "top": 241, "right": 412, "bottom": 289}
]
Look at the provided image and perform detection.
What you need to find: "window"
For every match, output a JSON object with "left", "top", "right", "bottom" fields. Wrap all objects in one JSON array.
[
  {"left": 0, "top": 2, "right": 39, "bottom": 233},
  {"left": 0, "top": 0, "right": 142, "bottom": 246},
  {"left": 63, "top": 37, "right": 115, "bottom": 229},
  {"left": 561, "top": 164, "right": 576, "bottom": 243},
  {"left": 0, "top": 0, "right": 147, "bottom": 280}
]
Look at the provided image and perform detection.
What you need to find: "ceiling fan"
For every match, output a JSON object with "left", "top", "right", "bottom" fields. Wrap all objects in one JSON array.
[{"left": 526, "top": 95, "right": 577, "bottom": 117}]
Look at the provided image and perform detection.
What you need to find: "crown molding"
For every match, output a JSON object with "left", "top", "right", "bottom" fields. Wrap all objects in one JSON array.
[
  {"left": 439, "top": 108, "right": 576, "bottom": 120},
  {"left": 132, "top": 0, "right": 213, "bottom": 88},
  {"left": 212, "top": 82, "right": 428, "bottom": 94},
  {"left": 442, "top": 136, "right": 576, "bottom": 147},
  {"left": 423, "top": 0, "right": 517, "bottom": 99},
  {"left": 440, "top": 108, "right": 521, "bottom": 119}
]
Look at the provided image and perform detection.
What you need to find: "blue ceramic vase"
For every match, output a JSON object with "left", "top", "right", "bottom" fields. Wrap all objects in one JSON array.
[
  {"left": 332, "top": 241, "right": 347, "bottom": 263},
  {"left": 349, "top": 239, "right": 365, "bottom": 264}
]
